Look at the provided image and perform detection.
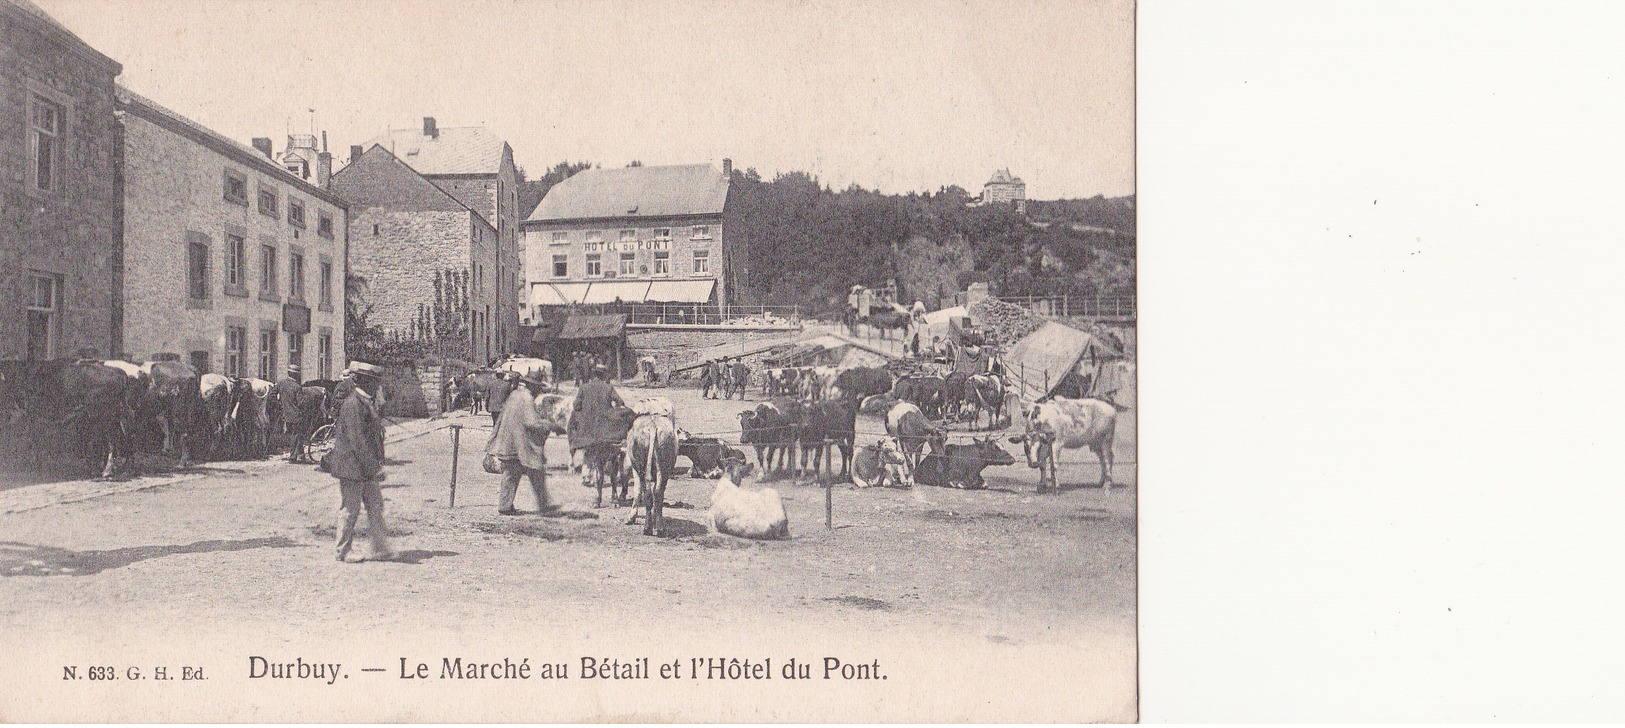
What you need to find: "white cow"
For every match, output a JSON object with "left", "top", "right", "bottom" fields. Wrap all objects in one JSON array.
[{"left": 1013, "top": 397, "right": 1118, "bottom": 493}]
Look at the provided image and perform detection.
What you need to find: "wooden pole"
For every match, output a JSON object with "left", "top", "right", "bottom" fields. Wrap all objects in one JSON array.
[
  {"left": 448, "top": 424, "right": 462, "bottom": 508},
  {"left": 824, "top": 476, "right": 833, "bottom": 530}
]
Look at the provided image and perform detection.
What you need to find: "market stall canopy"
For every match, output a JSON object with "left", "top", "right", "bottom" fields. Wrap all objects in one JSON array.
[
  {"left": 557, "top": 313, "right": 627, "bottom": 340},
  {"left": 580, "top": 280, "right": 652, "bottom": 305},
  {"left": 646, "top": 279, "right": 716, "bottom": 303},
  {"left": 1003, "top": 321, "right": 1123, "bottom": 405},
  {"left": 530, "top": 282, "right": 591, "bottom": 307}
]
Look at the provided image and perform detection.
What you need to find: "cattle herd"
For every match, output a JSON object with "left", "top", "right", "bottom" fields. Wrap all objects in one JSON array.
[{"left": 0, "top": 357, "right": 340, "bottom": 479}]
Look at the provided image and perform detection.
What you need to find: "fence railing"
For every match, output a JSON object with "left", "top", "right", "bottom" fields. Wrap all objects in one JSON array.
[
  {"left": 556, "top": 303, "right": 803, "bottom": 326},
  {"left": 950, "top": 294, "right": 1136, "bottom": 319}
]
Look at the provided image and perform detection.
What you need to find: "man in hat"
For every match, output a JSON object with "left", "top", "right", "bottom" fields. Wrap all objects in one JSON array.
[
  {"left": 331, "top": 363, "right": 357, "bottom": 404},
  {"left": 570, "top": 363, "right": 629, "bottom": 496},
  {"left": 487, "top": 370, "right": 516, "bottom": 427},
  {"left": 487, "top": 371, "right": 561, "bottom": 515},
  {"left": 700, "top": 359, "right": 718, "bottom": 399},
  {"left": 270, "top": 364, "right": 304, "bottom": 459},
  {"left": 328, "top": 361, "right": 393, "bottom": 562}
]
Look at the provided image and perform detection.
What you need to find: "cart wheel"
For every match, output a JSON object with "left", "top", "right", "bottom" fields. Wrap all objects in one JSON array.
[{"left": 307, "top": 423, "right": 336, "bottom": 464}]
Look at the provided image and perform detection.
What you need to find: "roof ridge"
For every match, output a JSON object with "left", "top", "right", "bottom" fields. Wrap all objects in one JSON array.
[{"left": 332, "top": 143, "right": 492, "bottom": 226}]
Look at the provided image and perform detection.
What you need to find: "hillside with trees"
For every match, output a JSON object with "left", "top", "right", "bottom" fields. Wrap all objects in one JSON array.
[{"left": 727, "top": 169, "right": 1134, "bottom": 313}]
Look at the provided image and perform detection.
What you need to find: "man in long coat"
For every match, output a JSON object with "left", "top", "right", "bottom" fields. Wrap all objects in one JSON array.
[
  {"left": 269, "top": 364, "right": 302, "bottom": 453},
  {"left": 569, "top": 364, "right": 629, "bottom": 492},
  {"left": 486, "top": 371, "right": 515, "bottom": 427},
  {"left": 327, "top": 362, "right": 392, "bottom": 562},
  {"left": 486, "top": 373, "right": 560, "bottom": 515},
  {"left": 700, "top": 360, "right": 718, "bottom": 399}
]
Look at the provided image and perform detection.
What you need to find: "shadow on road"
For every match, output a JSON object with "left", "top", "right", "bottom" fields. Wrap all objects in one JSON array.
[
  {"left": 0, "top": 536, "right": 301, "bottom": 577},
  {"left": 388, "top": 549, "right": 458, "bottom": 565}
]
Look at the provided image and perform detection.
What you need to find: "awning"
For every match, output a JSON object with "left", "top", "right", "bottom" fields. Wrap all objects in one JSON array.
[
  {"left": 530, "top": 282, "right": 591, "bottom": 306},
  {"left": 646, "top": 279, "right": 716, "bottom": 303},
  {"left": 558, "top": 314, "right": 626, "bottom": 339},
  {"left": 580, "top": 280, "right": 652, "bottom": 305}
]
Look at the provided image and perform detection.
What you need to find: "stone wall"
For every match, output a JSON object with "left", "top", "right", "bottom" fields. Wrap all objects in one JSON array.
[
  {"left": 0, "top": 8, "right": 122, "bottom": 359},
  {"left": 348, "top": 208, "right": 501, "bottom": 364}
]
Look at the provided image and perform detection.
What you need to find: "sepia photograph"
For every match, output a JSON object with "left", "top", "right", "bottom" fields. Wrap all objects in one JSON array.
[{"left": 0, "top": 0, "right": 1134, "bottom": 721}]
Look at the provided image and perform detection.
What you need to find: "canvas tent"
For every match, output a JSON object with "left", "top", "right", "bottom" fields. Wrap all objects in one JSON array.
[
  {"left": 763, "top": 333, "right": 897, "bottom": 369},
  {"left": 1002, "top": 321, "right": 1126, "bottom": 406}
]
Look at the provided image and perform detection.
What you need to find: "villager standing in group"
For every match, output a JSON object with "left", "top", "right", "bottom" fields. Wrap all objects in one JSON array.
[
  {"left": 328, "top": 362, "right": 393, "bottom": 563},
  {"left": 487, "top": 372, "right": 560, "bottom": 516},
  {"left": 570, "top": 364, "right": 629, "bottom": 496},
  {"left": 700, "top": 359, "right": 718, "bottom": 399},
  {"left": 270, "top": 364, "right": 302, "bottom": 455},
  {"left": 487, "top": 370, "right": 516, "bottom": 427}
]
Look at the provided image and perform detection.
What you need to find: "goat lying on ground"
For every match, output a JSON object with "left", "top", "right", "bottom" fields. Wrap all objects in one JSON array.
[{"left": 708, "top": 458, "right": 790, "bottom": 540}]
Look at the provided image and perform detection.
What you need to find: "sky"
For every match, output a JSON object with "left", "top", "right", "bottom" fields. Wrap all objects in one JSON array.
[{"left": 37, "top": 0, "right": 1134, "bottom": 199}]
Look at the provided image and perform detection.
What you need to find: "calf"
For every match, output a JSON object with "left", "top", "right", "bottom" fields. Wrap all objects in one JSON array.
[
  {"left": 914, "top": 437, "right": 1017, "bottom": 489},
  {"left": 624, "top": 413, "right": 678, "bottom": 536},
  {"left": 885, "top": 401, "right": 944, "bottom": 473},
  {"left": 851, "top": 438, "right": 912, "bottom": 488},
  {"left": 1010, "top": 396, "right": 1118, "bottom": 493},
  {"left": 677, "top": 432, "right": 744, "bottom": 479}
]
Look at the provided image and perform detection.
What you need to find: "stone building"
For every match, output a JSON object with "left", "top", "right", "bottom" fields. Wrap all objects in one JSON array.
[
  {"left": 359, "top": 118, "right": 518, "bottom": 353},
  {"left": 982, "top": 168, "right": 1027, "bottom": 211},
  {"left": 118, "top": 86, "right": 349, "bottom": 379},
  {"left": 327, "top": 144, "right": 500, "bottom": 365},
  {"left": 0, "top": 0, "right": 123, "bottom": 360},
  {"left": 520, "top": 162, "right": 739, "bottom": 318}
]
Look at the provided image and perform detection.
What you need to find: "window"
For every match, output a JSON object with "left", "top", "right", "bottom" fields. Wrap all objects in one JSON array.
[
  {"left": 30, "top": 95, "right": 62, "bottom": 193},
  {"left": 319, "top": 261, "right": 333, "bottom": 310},
  {"left": 25, "top": 272, "right": 60, "bottom": 360},
  {"left": 258, "top": 329, "right": 277, "bottom": 380},
  {"left": 619, "top": 229, "right": 635, "bottom": 242},
  {"left": 317, "top": 332, "right": 332, "bottom": 380},
  {"left": 586, "top": 230, "right": 604, "bottom": 242},
  {"left": 189, "top": 350, "right": 211, "bottom": 375},
  {"left": 225, "top": 326, "right": 246, "bottom": 378},
  {"left": 653, "top": 228, "right": 671, "bottom": 239},
  {"left": 223, "top": 169, "right": 248, "bottom": 205},
  {"left": 691, "top": 225, "right": 710, "bottom": 239},
  {"left": 287, "top": 332, "right": 304, "bottom": 368},
  {"left": 653, "top": 250, "right": 670, "bottom": 276},
  {"left": 585, "top": 253, "right": 602, "bottom": 277},
  {"left": 371, "top": 223, "right": 380, "bottom": 237},
  {"left": 476, "top": 263, "right": 484, "bottom": 293},
  {"left": 259, "top": 245, "right": 278, "bottom": 297},
  {"left": 289, "top": 252, "right": 305, "bottom": 301},
  {"left": 552, "top": 255, "right": 567, "bottom": 278},
  {"left": 693, "top": 249, "right": 710, "bottom": 275},
  {"left": 187, "top": 238, "right": 210, "bottom": 303},
  {"left": 287, "top": 197, "right": 306, "bottom": 228},
  {"left": 225, "top": 232, "right": 246, "bottom": 290},
  {"left": 316, "top": 209, "right": 334, "bottom": 238},
  {"left": 257, "top": 187, "right": 279, "bottom": 219},
  {"left": 619, "top": 252, "right": 635, "bottom": 276},
  {"left": 552, "top": 231, "right": 568, "bottom": 243}
]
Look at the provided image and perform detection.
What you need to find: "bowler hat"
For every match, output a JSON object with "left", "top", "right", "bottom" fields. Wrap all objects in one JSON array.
[{"left": 349, "top": 361, "right": 382, "bottom": 378}]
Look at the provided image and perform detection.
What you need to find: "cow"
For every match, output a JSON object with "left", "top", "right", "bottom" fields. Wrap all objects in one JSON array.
[
  {"left": 833, "top": 366, "right": 892, "bottom": 402},
  {"left": 964, "top": 373, "right": 1007, "bottom": 430},
  {"left": 761, "top": 368, "right": 788, "bottom": 397},
  {"left": 863, "top": 309, "right": 912, "bottom": 340},
  {"left": 623, "top": 412, "right": 678, "bottom": 536},
  {"left": 894, "top": 374, "right": 946, "bottom": 420},
  {"left": 453, "top": 370, "right": 505, "bottom": 413},
  {"left": 851, "top": 438, "right": 912, "bottom": 488},
  {"left": 800, "top": 366, "right": 837, "bottom": 402},
  {"left": 496, "top": 356, "right": 553, "bottom": 384},
  {"left": 797, "top": 399, "right": 857, "bottom": 480},
  {"left": 914, "top": 437, "right": 1017, "bottom": 489},
  {"left": 738, "top": 398, "right": 801, "bottom": 476},
  {"left": 885, "top": 401, "right": 944, "bottom": 473},
  {"left": 197, "top": 373, "right": 237, "bottom": 457},
  {"left": 676, "top": 432, "right": 744, "bottom": 479},
  {"left": 942, "top": 371, "right": 970, "bottom": 422},
  {"left": 140, "top": 360, "right": 202, "bottom": 466},
  {"left": 235, "top": 377, "right": 273, "bottom": 458},
  {"left": 1010, "top": 397, "right": 1119, "bottom": 493}
]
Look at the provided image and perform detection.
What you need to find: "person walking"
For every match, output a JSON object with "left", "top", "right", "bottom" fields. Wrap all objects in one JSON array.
[
  {"left": 487, "top": 372, "right": 560, "bottom": 516},
  {"left": 700, "top": 359, "right": 717, "bottom": 399},
  {"left": 570, "top": 364, "right": 629, "bottom": 498},
  {"left": 327, "top": 361, "right": 393, "bottom": 563},
  {"left": 487, "top": 370, "right": 516, "bottom": 427}
]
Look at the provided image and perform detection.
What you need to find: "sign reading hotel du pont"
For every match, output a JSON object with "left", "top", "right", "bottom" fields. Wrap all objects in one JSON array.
[{"left": 582, "top": 238, "right": 672, "bottom": 253}]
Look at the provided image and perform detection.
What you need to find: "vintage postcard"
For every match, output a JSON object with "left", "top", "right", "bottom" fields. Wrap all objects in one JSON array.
[{"left": 0, "top": 0, "right": 1135, "bottom": 721}]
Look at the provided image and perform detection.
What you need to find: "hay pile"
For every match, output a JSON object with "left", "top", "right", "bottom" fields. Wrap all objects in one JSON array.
[{"left": 968, "top": 298, "right": 1046, "bottom": 347}]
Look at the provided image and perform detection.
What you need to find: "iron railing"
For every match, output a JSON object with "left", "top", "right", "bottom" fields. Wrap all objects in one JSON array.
[{"left": 546, "top": 303, "right": 802, "bottom": 326}]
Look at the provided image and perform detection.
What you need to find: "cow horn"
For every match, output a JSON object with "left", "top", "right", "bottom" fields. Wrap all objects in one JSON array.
[{"left": 1007, "top": 435, "right": 1025, "bottom": 444}]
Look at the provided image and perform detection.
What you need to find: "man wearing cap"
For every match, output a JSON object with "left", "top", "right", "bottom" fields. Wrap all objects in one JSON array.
[
  {"left": 270, "top": 365, "right": 304, "bottom": 459},
  {"left": 570, "top": 363, "right": 629, "bottom": 496},
  {"left": 328, "top": 361, "right": 393, "bottom": 562},
  {"left": 486, "top": 372, "right": 561, "bottom": 515}
]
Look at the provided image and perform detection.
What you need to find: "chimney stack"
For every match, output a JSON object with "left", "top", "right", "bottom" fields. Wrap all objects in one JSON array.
[
  {"left": 321, "top": 130, "right": 328, "bottom": 152},
  {"left": 423, "top": 116, "right": 437, "bottom": 139},
  {"left": 349, "top": 145, "right": 363, "bottom": 162},
  {"left": 252, "top": 137, "right": 274, "bottom": 158},
  {"left": 722, "top": 158, "right": 732, "bottom": 177},
  {"left": 316, "top": 151, "right": 333, "bottom": 187}
]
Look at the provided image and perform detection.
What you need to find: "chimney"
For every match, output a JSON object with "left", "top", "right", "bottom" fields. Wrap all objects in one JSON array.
[
  {"left": 722, "top": 158, "right": 732, "bottom": 177},
  {"left": 349, "top": 144, "right": 363, "bottom": 162},
  {"left": 316, "top": 151, "right": 332, "bottom": 187},
  {"left": 251, "top": 137, "right": 274, "bottom": 158},
  {"left": 321, "top": 130, "right": 328, "bottom": 152},
  {"left": 423, "top": 116, "right": 437, "bottom": 139}
]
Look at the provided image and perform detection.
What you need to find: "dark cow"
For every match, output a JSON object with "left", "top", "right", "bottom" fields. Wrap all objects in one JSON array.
[
  {"left": 14, "top": 360, "right": 147, "bottom": 478},
  {"left": 796, "top": 399, "right": 857, "bottom": 480},
  {"left": 677, "top": 432, "right": 744, "bottom": 479},
  {"left": 894, "top": 374, "right": 946, "bottom": 420},
  {"left": 942, "top": 371, "right": 970, "bottom": 422},
  {"left": 863, "top": 309, "right": 912, "bottom": 340},
  {"left": 737, "top": 398, "right": 802, "bottom": 475},
  {"left": 197, "top": 373, "right": 236, "bottom": 458},
  {"left": 964, "top": 373, "right": 1007, "bottom": 430},
  {"left": 885, "top": 400, "right": 944, "bottom": 473},
  {"left": 624, "top": 413, "right": 678, "bottom": 536},
  {"left": 833, "top": 366, "right": 892, "bottom": 402},
  {"left": 141, "top": 360, "right": 201, "bottom": 466},
  {"left": 913, "top": 437, "right": 1017, "bottom": 489},
  {"left": 234, "top": 377, "right": 273, "bottom": 458}
]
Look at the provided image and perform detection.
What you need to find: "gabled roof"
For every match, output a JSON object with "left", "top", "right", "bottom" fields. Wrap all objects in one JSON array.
[
  {"left": 2, "top": 0, "right": 120, "bottom": 73},
  {"left": 328, "top": 144, "right": 487, "bottom": 223},
  {"left": 557, "top": 314, "right": 626, "bottom": 340},
  {"left": 986, "top": 168, "right": 1024, "bottom": 185},
  {"left": 117, "top": 85, "right": 348, "bottom": 209},
  {"left": 528, "top": 164, "right": 729, "bottom": 223},
  {"left": 362, "top": 125, "right": 507, "bottom": 176}
]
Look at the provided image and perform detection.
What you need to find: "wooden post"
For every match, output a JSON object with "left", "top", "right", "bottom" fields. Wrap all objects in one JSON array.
[
  {"left": 825, "top": 476, "right": 833, "bottom": 530},
  {"left": 448, "top": 424, "right": 462, "bottom": 508}
]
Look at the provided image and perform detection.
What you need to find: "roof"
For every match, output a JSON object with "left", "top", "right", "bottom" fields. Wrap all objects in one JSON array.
[
  {"left": 116, "top": 85, "right": 348, "bottom": 209},
  {"left": 529, "top": 164, "right": 729, "bottom": 223},
  {"left": 328, "top": 144, "right": 487, "bottom": 223},
  {"left": 557, "top": 314, "right": 626, "bottom": 340},
  {"left": 1002, "top": 321, "right": 1120, "bottom": 405},
  {"left": 363, "top": 125, "right": 507, "bottom": 176},
  {"left": 2, "top": 0, "right": 120, "bottom": 73},
  {"left": 986, "top": 168, "right": 1024, "bottom": 186},
  {"left": 766, "top": 333, "right": 900, "bottom": 366},
  {"left": 528, "top": 279, "right": 716, "bottom": 307}
]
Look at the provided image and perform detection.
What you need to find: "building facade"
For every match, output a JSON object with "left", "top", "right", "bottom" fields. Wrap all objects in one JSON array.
[
  {"left": 519, "top": 162, "right": 738, "bottom": 318},
  {"left": 328, "top": 144, "right": 500, "bottom": 365},
  {"left": 361, "top": 118, "right": 518, "bottom": 353},
  {"left": 982, "top": 168, "right": 1027, "bottom": 209},
  {"left": 0, "top": 0, "right": 123, "bottom": 360},
  {"left": 118, "top": 87, "right": 348, "bottom": 379}
]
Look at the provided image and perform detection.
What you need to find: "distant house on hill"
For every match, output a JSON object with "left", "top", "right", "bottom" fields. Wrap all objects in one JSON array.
[
  {"left": 980, "top": 168, "right": 1027, "bottom": 212},
  {"left": 520, "top": 160, "right": 742, "bottom": 318},
  {"left": 354, "top": 118, "right": 520, "bottom": 353}
]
